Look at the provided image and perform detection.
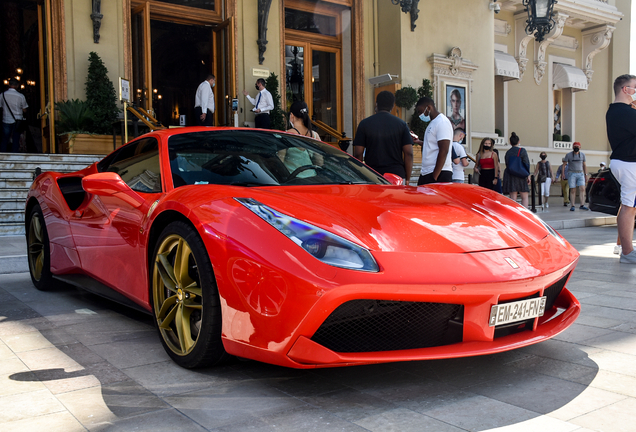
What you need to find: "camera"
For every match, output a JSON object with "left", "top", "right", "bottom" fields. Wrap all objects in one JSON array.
[
  {"left": 494, "top": 3, "right": 501, "bottom": 13},
  {"left": 489, "top": 1, "right": 501, "bottom": 13}
]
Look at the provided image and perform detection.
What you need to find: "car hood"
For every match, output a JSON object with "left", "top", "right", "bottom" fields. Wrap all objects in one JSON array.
[{"left": 237, "top": 183, "right": 550, "bottom": 254}]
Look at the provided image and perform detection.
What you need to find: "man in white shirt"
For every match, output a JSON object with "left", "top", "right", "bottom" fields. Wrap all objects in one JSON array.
[
  {"left": 194, "top": 74, "right": 215, "bottom": 126},
  {"left": 451, "top": 128, "right": 469, "bottom": 183},
  {"left": 243, "top": 78, "right": 274, "bottom": 129},
  {"left": 1, "top": 78, "right": 28, "bottom": 153},
  {"left": 414, "top": 97, "right": 453, "bottom": 184}
]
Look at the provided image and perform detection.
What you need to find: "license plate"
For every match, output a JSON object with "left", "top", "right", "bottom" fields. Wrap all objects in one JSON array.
[{"left": 489, "top": 296, "right": 547, "bottom": 327}]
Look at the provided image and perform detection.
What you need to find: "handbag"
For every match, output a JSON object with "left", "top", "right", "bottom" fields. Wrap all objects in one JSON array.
[
  {"left": 508, "top": 148, "right": 530, "bottom": 178},
  {"left": 537, "top": 162, "right": 547, "bottom": 183}
]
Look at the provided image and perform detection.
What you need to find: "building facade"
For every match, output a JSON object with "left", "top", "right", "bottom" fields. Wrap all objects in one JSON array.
[{"left": 0, "top": 0, "right": 630, "bottom": 169}]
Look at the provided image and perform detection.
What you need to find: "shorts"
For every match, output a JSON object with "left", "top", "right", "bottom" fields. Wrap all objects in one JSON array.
[
  {"left": 568, "top": 172, "right": 585, "bottom": 188},
  {"left": 610, "top": 159, "right": 636, "bottom": 207}
]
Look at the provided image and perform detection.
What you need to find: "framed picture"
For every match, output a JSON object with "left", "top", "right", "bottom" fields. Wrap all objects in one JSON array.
[{"left": 445, "top": 84, "right": 466, "bottom": 139}]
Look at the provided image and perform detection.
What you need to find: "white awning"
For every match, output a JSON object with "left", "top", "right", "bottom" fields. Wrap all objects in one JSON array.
[
  {"left": 494, "top": 51, "right": 519, "bottom": 81},
  {"left": 553, "top": 64, "right": 588, "bottom": 92}
]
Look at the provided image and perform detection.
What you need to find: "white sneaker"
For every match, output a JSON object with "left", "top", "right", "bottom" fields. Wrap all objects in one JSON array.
[
  {"left": 614, "top": 245, "right": 621, "bottom": 255},
  {"left": 545, "top": 202, "right": 549, "bottom": 208},
  {"left": 620, "top": 250, "right": 636, "bottom": 264}
]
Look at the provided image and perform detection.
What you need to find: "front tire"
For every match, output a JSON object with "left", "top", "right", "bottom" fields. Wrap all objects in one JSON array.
[
  {"left": 26, "top": 204, "right": 54, "bottom": 290},
  {"left": 151, "top": 221, "right": 229, "bottom": 368}
]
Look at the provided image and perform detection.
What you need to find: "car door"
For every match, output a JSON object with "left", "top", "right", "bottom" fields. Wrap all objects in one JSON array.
[{"left": 70, "top": 137, "right": 163, "bottom": 304}]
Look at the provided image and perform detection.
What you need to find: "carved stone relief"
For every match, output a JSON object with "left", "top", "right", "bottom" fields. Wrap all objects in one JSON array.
[{"left": 582, "top": 25, "right": 615, "bottom": 85}]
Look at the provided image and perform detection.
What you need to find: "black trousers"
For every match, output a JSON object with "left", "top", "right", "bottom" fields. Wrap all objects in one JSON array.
[
  {"left": 417, "top": 171, "right": 453, "bottom": 185},
  {"left": 255, "top": 113, "right": 271, "bottom": 129},
  {"left": 194, "top": 107, "right": 214, "bottom": 126}
]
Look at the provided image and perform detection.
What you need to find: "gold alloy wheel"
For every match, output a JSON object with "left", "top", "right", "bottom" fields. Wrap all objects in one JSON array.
[
  {"left": 28, "top": 213, "right": 44, "bottom": 281},
  {"left": 153, "top": 234, "right": 203, "bottom": 356}
]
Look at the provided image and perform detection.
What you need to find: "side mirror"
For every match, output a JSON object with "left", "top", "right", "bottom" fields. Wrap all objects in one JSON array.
[
  {"left": 82, "top": 172, "right": 145, "bottom": 208},
  {"left": 383, "top": 173, "right": 404, "bottom": 186}
]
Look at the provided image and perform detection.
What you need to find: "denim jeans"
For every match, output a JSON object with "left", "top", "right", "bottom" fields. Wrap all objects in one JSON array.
[{"left": 0, "top": 122, "right": 21, "bottom": 153}]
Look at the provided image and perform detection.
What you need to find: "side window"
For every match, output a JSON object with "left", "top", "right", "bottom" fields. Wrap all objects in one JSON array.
[{"left": 103, "top": 138, "right": 162, "bottom": 193}]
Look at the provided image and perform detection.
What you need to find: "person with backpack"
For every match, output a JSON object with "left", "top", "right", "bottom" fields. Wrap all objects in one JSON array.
[{"left": 502, "top": 132, "right": 530, "bottom": 207}]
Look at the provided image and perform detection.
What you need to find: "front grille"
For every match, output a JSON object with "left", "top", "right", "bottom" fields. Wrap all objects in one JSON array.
[
  {"left": 494, "top": 271, "right": 572, "bottom": 339},
  {"left": 544, "top": 272, "right": 570, "bottom": 311},
  {"left": 310, "top": 300, "right": 463, "bottom": 353}
]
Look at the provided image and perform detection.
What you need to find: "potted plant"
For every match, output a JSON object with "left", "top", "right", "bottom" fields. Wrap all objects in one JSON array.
[{"left": 57, "top": 52, "right": 119, "bottom": 154}]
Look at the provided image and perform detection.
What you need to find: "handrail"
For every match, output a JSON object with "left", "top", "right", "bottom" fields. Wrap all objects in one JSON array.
[
  {"left": 313, "top": 119, "right": 350, "bottom": 144},
  {"left": 126, "top": 105, "right": 166, "bottom": 131}
]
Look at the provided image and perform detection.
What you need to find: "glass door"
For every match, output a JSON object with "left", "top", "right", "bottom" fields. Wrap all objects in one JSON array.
[
  {"left": 132, "top": 3, "right": 152, "bottom": 113},
  {"left": 214, "top": 17, "right": 236, "bottom": 127},
  {"left": 310, "top": 46, "right": 340, "bottom": 132}
]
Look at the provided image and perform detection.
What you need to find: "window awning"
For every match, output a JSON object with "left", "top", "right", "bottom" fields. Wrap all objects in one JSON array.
[
  {"left": 553, "top": 64, "right": 588, "bottom": 92},
  {"left": 494, "top": 51, "right": 519, "bottom": 81}
]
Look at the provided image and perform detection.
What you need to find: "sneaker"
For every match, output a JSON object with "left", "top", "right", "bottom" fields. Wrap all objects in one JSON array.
[
  {"left": 620, "top": 250, "right": 636, "bottom": 264},
  {"left": 570, "top": 206, "right": 575, "bottom": 211},
  {"left": 614, "top": 245, "right": 621, "bottom": 255},
  {"left": 545, "top": 202, "right": 549, "bottom": 208},
  {"left": 580, "top": 205, "right": 590, "bottom": 211},
  {"left": 563, "top": 203, "right": 569, "bottom": 206}
]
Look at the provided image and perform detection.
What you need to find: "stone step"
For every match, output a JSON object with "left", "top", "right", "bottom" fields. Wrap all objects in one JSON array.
[
  {"left": 0, "top": 199, "right": 24, "bottom": 211},
  {"left": 0, "top": 153, "right": 103, "bottom": 163},
  {"left": 0, "top": 222, "right": 25, "bottom": 236},
  {"left": 0, "top": 162, "right": 94, "bottom": 171},
  {"left": 0, "top": 188, "right": 29, "bottom": 200},
  {"left": 0, "top": 210, "right": 23, "bottom": 223},
  {"left": 0, "top": 170, "right": 36, "bottom": 179},
  {"left": 0, "top": 179, "right": 33, "bottom": 189}
]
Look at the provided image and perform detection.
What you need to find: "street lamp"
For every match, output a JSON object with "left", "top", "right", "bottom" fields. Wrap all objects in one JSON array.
[{"left": 523, "top": 0, "right": 558, "bottom": 42}]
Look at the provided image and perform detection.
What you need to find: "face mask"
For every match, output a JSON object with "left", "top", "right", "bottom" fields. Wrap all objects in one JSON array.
[
  {"left": 573, "top": 147, "right": 580, "bottom": 153},
  {"left": 540, "top": 155, "right": 547, "bottom": 160},
  {"left": 419, "top": 107, "right": 430, "bottom": 123},
  {"left": 211, "top": 82, "right": 215, "bottom": 88},
  {"left": 290, "top": 118, "right": 294, "bottom": 127},
  {"left": 627, "top": 87, "right": 636, "bottom": 101},
  {"left": 255, "top": 84, "right": 260, "bottom": 90},
  {"left": 483, "top": 146, "right": 491, "bottom": 150}
]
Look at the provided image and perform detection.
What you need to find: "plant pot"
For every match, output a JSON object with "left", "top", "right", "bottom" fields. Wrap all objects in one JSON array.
[{"left": 59, "top": 134, "right": 119, "bottom": 154}]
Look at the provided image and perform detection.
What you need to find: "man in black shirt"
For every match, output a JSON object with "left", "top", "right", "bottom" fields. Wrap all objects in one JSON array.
[
  {"left": 606, "top": 74, "right": 636, "bottom": 263},
  {"left": 354, "top": 91, "right": 413, "bottom": 182}
]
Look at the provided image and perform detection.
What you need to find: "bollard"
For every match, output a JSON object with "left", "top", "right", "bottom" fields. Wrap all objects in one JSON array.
[
  {"left": 530, "top": 175, "right": 537, "bottom": 212},
  {"left": 467, "top": 174, "right": 472, "bottom": 185}
]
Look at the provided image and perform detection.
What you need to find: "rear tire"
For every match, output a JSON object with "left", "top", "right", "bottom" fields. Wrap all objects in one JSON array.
[
  {"left": 151, "top": 221, "right": 230, "bottom": 368},
  {"left": 26, "top": 204, "right": 54, "bottom": 291}
]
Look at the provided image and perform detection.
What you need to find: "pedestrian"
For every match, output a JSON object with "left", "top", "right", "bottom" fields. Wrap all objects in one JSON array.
[
  {"left": 606, "top": 73, "right": 636, "bottom": 263},
  {"left": 287, "top": 101, "right": 320, "bottom": 140},
  {"left": 474, "top": 137, "right": 500, "bottom": 191},
  {"left": 534, "top": 152, "right": 555, "bottom": 208},
  {"left": 0, "top": 78, "right": 28, "bottom": 153},
  {"left": 243, "top": 78, "right": 274, "bottom": 129},
  {"left": 556, "top": 157, "right": 570, "bottom": 206},
  {"left": 502, "top": 132, "right": 530, "bottom": 207},
  {"left": 598, "top": 161, "right": 607, "bottom": 173},
  {"left": 414, "top": 97, "right": 453, "bottom": 184},
  {"left": 194, "top": 74, "right": 215, "bottom": 126},
  {"left": 564, "top": 142, "right": 589, "bottom": 211},
  {"left": 451, "top": 128, "right": 468, "bottom": 183},
  {"left": 353, "top": 91, "right": 413, "bottom": 182}
]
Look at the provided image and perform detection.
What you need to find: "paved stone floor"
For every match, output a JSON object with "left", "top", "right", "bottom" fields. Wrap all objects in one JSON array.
[{"left": 1, "top": 225, "right": 635, "bottom": 431}]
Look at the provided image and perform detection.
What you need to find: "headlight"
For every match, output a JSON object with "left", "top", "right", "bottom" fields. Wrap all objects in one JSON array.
[
  {"left": 540, "top": 219, "right": 567, "bottom": 247},
  {"left": 235, "top": 198, "right": 379, "bottom": 272}
]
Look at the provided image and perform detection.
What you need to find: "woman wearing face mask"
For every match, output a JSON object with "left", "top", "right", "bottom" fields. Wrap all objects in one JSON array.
[
  {"left": 286, "top": 101, "right": 320, "bottom": 140},
  {"left": 533, "top": 152, "right": 555, "bottom": 208},
  {"left": 278, "top": 101, "right": 322, "bottom": 178},
  {"left": 503, "top": 132, "right": 531, "bottom": 207},
  {"left": 474, "top": 138, "right": 500, "bottom": 191}
]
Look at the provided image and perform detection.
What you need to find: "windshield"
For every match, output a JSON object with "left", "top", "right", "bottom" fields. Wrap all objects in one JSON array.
[{"left": 168, "top": 130, "right": 389, "bottom": 187}]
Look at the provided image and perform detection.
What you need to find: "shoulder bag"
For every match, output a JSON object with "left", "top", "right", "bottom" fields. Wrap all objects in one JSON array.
[
  {"left": 508, "top": 148, "right": 530, "bottom": 178},
  {"left": 2, "top": 92, "right": 27, "bottom": 134}
]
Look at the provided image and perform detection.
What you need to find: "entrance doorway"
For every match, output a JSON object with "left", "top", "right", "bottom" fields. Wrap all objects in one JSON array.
[
  {"left": 130, "top": 2, "right": 235, "bottom": 129},
  {"left": 0, "top": 0, "right": 56, "bottom": 153}
]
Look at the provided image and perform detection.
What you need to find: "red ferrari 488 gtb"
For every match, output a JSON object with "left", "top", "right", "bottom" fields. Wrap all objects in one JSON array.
[{"left": 25, "top": 127, "right": 580, "bottom": 368}]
